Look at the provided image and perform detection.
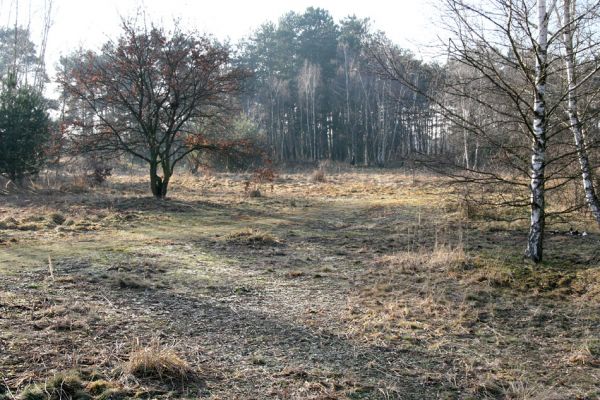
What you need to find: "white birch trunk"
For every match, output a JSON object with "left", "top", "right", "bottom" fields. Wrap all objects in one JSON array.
[
  {"left": 561, "top": 0, "right": 600, "bottom": 225},
  {"left": 463, "top": 126, "right": 470, "bottom": 169},
  {"left": 526, "top": 0, "right": 549, "bottom": 263}
]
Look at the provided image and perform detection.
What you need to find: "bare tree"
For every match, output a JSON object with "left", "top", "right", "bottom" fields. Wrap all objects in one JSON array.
[
  {"left": 58, "top": 20, "right": 248, "bottom": 198},
  {"left": 371, "top": 0, "right": 596, "bottom": 262},
  {"left": 559, "top": 0, "right": 600, "bottom": 225}
]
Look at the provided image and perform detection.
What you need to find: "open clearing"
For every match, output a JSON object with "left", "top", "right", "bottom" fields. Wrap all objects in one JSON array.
[{"left": 0, "top": 170, "right": 599, "bottom": 399}]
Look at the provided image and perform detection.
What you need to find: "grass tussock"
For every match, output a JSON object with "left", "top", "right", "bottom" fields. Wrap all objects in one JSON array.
[
  {"left": 568, "top": 339, "right": 600, "bottom": 367},
  {"left": 47, "top": 212, "right": 66, "bottom": 226},
  {"left": 248, "top": 188, "right": 261, "bottom": 198},
  {"left": 374, "top": 246, "right": 467, "bottom": 274},
  {"left": 0, "top": 217, "right": 18, "bottom": 229},
  {"left": 17, "top": 374, "right": 127, "bottom": 400},
  {"left": 124, "top": 341, "right": 198, "bottom": 384},
  {"left": 115, "top": 273, "right": 153, "bottom": 290},
  {"left": 225, "top": 228, "right": 281, "bottom": 246},
  {"left": 19, "top": 372, "right": 90, "bottom": 400},
  {"left": 311, "top": 168, "right": 326, "bottom": 183}
]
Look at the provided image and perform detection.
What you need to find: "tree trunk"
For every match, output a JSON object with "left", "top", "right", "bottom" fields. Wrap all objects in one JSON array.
[
  {"left": 150, "top": 162, "right": 169, "bottom": 199},
  {"left": 562, "top": 0, "right": 600, "bottom": 225},
  {"left": 526, "top": 0, "right": 549, "bottom": 263}
]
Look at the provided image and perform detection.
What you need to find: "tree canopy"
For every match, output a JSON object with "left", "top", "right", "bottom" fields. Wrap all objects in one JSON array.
[
  {"left": 58, "top": 21, "right": 248, "bottom": 198},
  {"left": 0, "top": 82, "right": 50, "bottom": 182}
]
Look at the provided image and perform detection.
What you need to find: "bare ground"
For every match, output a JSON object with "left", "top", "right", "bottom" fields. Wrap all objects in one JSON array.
[{"left": 0, "top": 170, "right": 598, "bottom": 399}]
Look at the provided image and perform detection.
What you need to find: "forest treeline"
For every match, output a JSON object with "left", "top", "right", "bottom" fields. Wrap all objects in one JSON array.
[{"left": 235, "top": 8, "right": 442, "bottom": 166}]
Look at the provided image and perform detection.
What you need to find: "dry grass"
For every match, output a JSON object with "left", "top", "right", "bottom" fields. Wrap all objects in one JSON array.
[
  {"left": 124, "top": 341, "right": 198, "bottom": 385},
  {"left": 568, "top": 339, "right": 600, "bottom": 367},
  {"left": 311, "top": 168, "right": 326, "bottom": 183},
  {"left": 16, "top": 373, "right": 127, "bottom": 400},
  {"left": 1, "top": 169, "right": 599, "bottom": 399},
  {"left": 225, "top": 228, "right": 281, "bottom": 246},
  {"left": 344, "top": 246, "right": 478, "bottom": 346},
  {"left": 114, "top": 273, "right": 153, "bottom": 290},
  {"left": 374, "top": 245, "right": 467, "bottom": 273},
  {"left": 247, "top": 188, "right": 261, "bottom": 198}
]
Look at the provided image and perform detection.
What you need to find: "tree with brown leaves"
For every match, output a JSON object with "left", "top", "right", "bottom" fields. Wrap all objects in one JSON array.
[{"left": 58, "top": 20, "right": 248, "bottom": 198}]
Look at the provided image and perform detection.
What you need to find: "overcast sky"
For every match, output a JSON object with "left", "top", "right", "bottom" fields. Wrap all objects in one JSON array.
[{"left": 1, "top": 0, "right": 444, "bottom": 74}]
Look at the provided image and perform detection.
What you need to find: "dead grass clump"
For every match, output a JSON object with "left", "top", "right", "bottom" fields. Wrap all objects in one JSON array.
[
  {"left": 226, "top": 228, "right": 281, "bottom": 246},
  {"left": 469, "top": 266, "right": 514, "bottom": 288},
  {"left": 248, "top": 189, "right": 261, "bottom": 198},
  {"left": 375, "top": 246, "right": 467, "bottom": 274},
  {"left": 84, "top": 380, "right": 112, "bottom": 395},
  {"left": 47, "top": 212, "right": 66, "bottom": 226},
  {"left": 501, "top": 380, "right": 544, "bottom": 400},
  {"left": 16, "top": 223, "right": 43, "bottom": 231},
  {"left": 60, "top": 175, "right": 90, "bottom": 194},
  {"left": 571, "top": 268, "right": 600, "bottom": 301},
  {"left": 85, "top": 380, "right": 130, "bottom": 399},
  {"left": 49, "top": 316, "right": 87, "bottom": 331},
  {"left": 0, "top": 217, "right": 18, "bottom": 229},
  {"left": 17, "top": 374, "right": 125, "bottom": 400},
  {"left": 311, "top": 168, "right": 326, "bottom": 183},
  {"left": 39, "top": 301, "right": 88, "bottom": 319},
  {"left": 568, "top": 339, "right": 600, "bottom": 366},
  {"left": 95, "top": 388, "right": 131, "bottom": 400},
  {"left": 124, "top": 342, "right": 197, "bottom": 384},
  {"left": 115, "top": 274, "right": 153, "bottom": 290},
  {"left": 16, "top": 215, "right": 46, "bottom": 231},
  {"left": 19, "top": 386, "right": 46, "bottom": 400}
]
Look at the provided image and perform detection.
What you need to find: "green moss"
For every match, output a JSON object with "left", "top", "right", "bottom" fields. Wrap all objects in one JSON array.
[
  {"left": 18, "top": 385, "right": 44, "bottom": 400},
  {"left": 96, "top": 388, "right": 131, "bottom": 400},
  {"left": 588, "top": 338, "right": 600, "bottom": 357}
]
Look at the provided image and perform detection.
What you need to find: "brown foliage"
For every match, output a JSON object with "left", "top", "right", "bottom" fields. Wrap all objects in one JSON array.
[{"left": 57, "top": 19, "right": 251, "bottom": 198}]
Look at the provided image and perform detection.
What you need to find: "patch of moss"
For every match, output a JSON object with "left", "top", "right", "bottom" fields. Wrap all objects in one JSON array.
[
  {"left": 95, "top": 388, "right": 131, "bottom": 400},
  {"left": 18, "top": 371, "right": 91, "bottom": 400},
  {"left": 19, "top": 385, "right": 45, "bottom": 400}
]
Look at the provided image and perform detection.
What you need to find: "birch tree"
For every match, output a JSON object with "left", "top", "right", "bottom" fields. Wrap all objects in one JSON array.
[
  {"left": 559, "top": 0, "right": 600, "bottom": 225},
  {"left": 371, "top": 0, "right": 577, "bottom": 263},
  {"left": 526, "top": 0, "right": 553, "bottom": 262}
]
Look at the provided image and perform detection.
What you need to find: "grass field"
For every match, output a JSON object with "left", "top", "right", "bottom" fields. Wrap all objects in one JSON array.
[{"left": 0, "top": 169, "right": 598, "bottom": 399}]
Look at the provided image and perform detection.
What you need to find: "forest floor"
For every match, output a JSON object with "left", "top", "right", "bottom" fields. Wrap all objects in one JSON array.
[{"left": 0, "top": 169, "right": 599, "bottom": 400}]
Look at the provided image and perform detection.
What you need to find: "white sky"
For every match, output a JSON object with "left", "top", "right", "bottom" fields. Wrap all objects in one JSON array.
[{"left": 1, "top": 0, "right": 444, "bottom": 76}]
